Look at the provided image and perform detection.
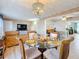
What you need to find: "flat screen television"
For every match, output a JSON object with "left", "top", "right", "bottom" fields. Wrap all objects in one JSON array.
[{"left": 17, "top": 24, "right": 27, "bottom": 31}]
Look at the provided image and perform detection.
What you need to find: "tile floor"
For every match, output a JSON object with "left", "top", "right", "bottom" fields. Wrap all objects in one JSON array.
[{"left": 68, "top": 34, "right": 79, "bottom": 59}]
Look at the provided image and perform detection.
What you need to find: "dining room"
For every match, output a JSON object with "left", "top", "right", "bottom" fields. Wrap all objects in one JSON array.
[{"left": 0, "top": 0, "right": 79, "bottom": 59}]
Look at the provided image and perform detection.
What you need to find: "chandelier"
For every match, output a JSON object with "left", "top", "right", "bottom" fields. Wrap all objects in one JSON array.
[{"left": 32, "top": 0, "right": 44, "bottom": 17}]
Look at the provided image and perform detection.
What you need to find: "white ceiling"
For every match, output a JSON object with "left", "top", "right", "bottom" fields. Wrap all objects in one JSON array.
[{"left": 0, "top": 0, "right": 79, "bottom": 21}]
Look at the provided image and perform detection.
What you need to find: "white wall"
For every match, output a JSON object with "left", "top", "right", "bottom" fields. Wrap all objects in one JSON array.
[
  {"left": 30, "top": 20, "right": 46, "bottom": 36},
  {"left": 36, "top": 20, "right": 46, "bottom": 35},
  {"left": 46, "top": 20, "right": 67, "bottom": 31},
  {"left": 30, "top": 21, "right": 37, "bottom": 31},
  {"left": 4, "top": 20, "right": 13, "bottom": 31},
  {"left": 4, "top": 20, "right": 31, "bottom": 32}
]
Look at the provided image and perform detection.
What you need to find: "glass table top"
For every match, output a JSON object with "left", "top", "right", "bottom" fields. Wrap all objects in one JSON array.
[{"left": 25, "top": 39, "right": 61, "bottom": 49}]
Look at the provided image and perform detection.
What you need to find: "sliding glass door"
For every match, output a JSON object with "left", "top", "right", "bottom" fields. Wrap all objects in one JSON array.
[{"left": 77, "top": 23, "right": 79, "bottom": 33}]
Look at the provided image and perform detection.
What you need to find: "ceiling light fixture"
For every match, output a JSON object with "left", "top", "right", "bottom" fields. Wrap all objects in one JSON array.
[
  {"left": 32, "top": 0, "right": 44, "bottom": 17},
  {"left": 62, "top": 16, "right": 67, "bottom": 21}
]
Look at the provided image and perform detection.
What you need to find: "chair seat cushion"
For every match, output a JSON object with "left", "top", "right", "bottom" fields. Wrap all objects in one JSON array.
[
  {"left": 44, "top": 48, "right": 59, "bottom": 59},
  {"left": 4, "top": 46, "right": 21, "bottom": 59},
  {"left": 26, "top": 48, "right": 41, "bottom": 59}
]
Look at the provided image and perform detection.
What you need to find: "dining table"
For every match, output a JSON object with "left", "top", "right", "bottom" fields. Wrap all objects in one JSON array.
[{"left": 25, "top": 39, "right": 61, "bottom": 59}]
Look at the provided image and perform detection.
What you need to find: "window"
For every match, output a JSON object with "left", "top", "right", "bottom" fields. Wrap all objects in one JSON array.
[{"left": 0, "top": 17, "right": 3, "bottom": 39}]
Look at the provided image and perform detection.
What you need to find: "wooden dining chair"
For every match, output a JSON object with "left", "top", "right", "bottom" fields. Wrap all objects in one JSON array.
[
  {"left": 3, "top": 36, "right": 21, "bottom": 59},
  {"left": 43, "top": 36, "right": 74, "bottom": 59},
  {"left": 4, "top": 31, "right": 22, "bottom": 59},
  {"left": 19, "top": 39, "right": 41, "bottom": 59},
  {"left": 4, "top": 31, "right": 26, "bottom": 59},
  {"left": 19, "top": 39, "right": 26, "bottom": 59},
  {"left": 59, "top": 38, "right": 74, "bottom": 59}
]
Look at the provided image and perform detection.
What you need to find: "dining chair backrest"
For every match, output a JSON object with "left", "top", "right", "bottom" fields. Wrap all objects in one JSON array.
[
  {"left": 4, "top": 36, "right": 19, "bottom": 49},
  {"left": 19, "top": 39, "right": 26, "bottom": 59},
  {"left": 4, "top": 31, "right": 28, "bottom": 59},
  {"left": 28, "top": 31, "right": 37, "bottom": 40},
  {"left": 50, "top": 32, "right": 58, "bottom": 41},
  {"left": 59, "top": 37, "right": 74, "bottom": 59},
  {"left": 4, "top": 31, "right": 19, "bottom": 48},
  {"left": 5, "top": 31, "right": 19, "bottom": 36}
]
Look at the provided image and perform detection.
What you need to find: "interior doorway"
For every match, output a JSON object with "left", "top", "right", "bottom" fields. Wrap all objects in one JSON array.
[{"left": 70, "top": 22, "right": 79, "bottom": 34}]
